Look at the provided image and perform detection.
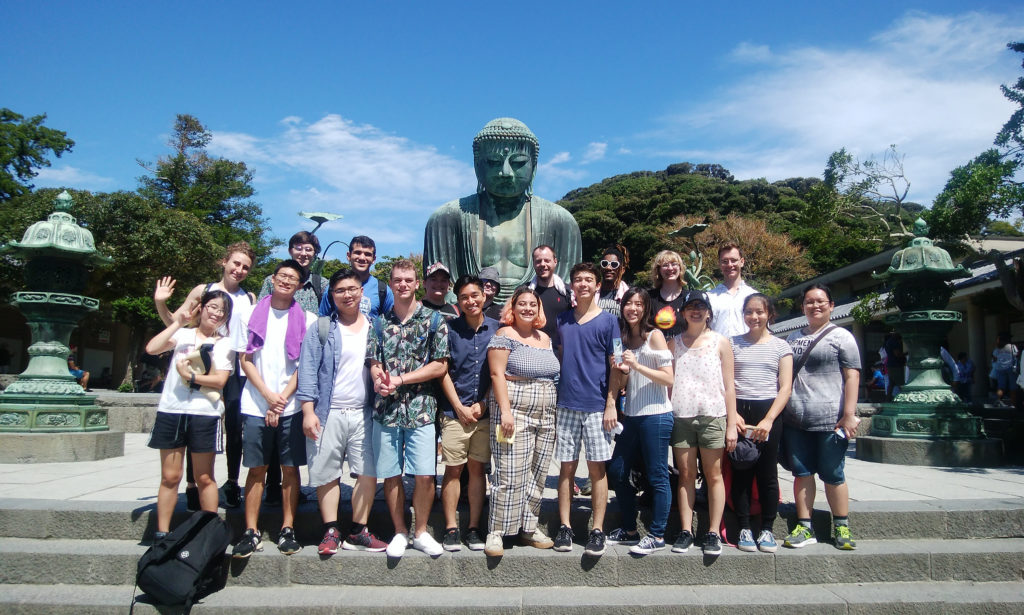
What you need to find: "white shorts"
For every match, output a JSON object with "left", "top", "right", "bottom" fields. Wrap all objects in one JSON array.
[{"left": 305, "top": 406, "right": 376, "bottom": 487}]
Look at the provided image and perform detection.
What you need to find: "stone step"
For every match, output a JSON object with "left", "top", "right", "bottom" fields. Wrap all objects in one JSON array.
[
  {"left": 2, "top": 581, "right": 1023, "bottom": 614},
  {"left": 1, "top": 537, "right": 1022, "bottom": 588},
  {"left": 2, "top": 497, "right": 1022, "bottom": 543}
]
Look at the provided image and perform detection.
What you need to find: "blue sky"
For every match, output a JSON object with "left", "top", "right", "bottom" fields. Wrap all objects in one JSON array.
[{"left": 3, "top": 1, "right": 1022, "bottom": 260}]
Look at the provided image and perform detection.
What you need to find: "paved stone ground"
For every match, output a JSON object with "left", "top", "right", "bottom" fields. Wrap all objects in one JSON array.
[{"left": 0, "top": 432, "right": 1021, "bottom": 504}]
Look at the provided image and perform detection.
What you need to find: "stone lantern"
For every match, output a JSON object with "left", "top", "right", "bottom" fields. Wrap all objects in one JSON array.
[
  {"left": 857, "top": 219, "right": 1002, "bottom": 466},
  {"left": 0, "top": 191, "right": 124, "bottom": 461}
]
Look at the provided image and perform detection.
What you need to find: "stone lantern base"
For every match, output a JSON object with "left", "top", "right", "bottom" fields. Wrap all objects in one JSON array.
[
  {"left": 0, "top": 393, "right": 125, "bottom": 462},
  {"left": 856, "top": 435, "right": 1004, "bottom": 467},
  {"left": 0, "top": 431, "right": 124, "bottom": 463}
]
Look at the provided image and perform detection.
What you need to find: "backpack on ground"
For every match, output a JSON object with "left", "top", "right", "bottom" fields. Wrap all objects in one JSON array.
[{"left": 133, "top": 510, "right": 231, "bottom": 609}]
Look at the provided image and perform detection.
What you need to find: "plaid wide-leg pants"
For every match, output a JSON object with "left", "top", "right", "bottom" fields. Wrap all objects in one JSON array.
[{"left": 488, "top": 379, "right": 557, "bottom": 536}]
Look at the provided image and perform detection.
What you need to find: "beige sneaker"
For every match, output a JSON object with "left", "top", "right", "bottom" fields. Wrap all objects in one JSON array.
[
  {"left": 519, "top": 527, "right": 554, "bottom": 549},
  {"left": 484, "top": 532, "right": 504, "bottom": 557}
]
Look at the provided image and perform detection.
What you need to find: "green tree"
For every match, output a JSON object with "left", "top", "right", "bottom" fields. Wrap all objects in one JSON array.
[
  {"left": 1, "top": 188, "right": 222, "bottom": 386},
  {"left": 137, "top": 114, "right": 279, "bottom": 260},
  {"left": 0, "top": 109, "right": 74, "bottom": 202}
]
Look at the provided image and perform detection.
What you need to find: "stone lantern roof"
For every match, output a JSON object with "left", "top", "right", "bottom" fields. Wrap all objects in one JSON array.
[
  {"left": 873, "top": 218, "right": 968, "bottom": 283},
  {"left": 1, "top": 191, "right": 109, "bottom": 266}
]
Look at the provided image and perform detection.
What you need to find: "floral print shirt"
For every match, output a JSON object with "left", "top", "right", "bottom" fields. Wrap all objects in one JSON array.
[{"left": 366, "top": 303, "right": 450, "bottom": 428}]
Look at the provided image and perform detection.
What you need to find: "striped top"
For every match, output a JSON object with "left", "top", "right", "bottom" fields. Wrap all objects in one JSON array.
[
  {"left": 488, "top": 334, "right": 561, "bottom": 381},
  {"left": 731, "top": 334, "right": 792, "bottom": 400},
  {"left": 623, "top": 333, "right": 673, "bottom": 417}
]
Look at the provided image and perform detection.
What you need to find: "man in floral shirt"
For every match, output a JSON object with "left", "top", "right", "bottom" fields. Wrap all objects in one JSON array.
[{"left": 367, "top": 259, "right": 449, "bottom": 558}]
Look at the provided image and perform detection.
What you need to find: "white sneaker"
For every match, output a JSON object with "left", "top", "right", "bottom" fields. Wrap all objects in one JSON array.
[
  {"left": 386, "top": 533, "right": 409, "bottom": 558},
  {"left": 484, "top": 532, "right": 504, "bottom": 557},
  {"left": 413, "top": 531, "right": 444, "bottom": 556}
]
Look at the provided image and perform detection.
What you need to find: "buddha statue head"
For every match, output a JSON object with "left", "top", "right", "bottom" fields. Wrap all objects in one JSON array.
[{"left": 473, "top": 118, "right": 540, "bottom": 199}]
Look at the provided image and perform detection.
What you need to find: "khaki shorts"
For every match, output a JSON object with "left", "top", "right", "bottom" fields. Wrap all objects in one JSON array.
[
  {"left": 671, "top": 415, "right": 726, "bottom": 450},
  {"left": 440, "top": 414, "right": 491, "bottom": 465}
]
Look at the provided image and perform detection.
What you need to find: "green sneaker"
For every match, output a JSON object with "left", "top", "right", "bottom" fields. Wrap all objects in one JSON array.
[
  {"left": 833, "top": 525, "right": 856, "bottom": 550},
  {"left": 783, "top": 525, "right": 817, "bottom": 548}
]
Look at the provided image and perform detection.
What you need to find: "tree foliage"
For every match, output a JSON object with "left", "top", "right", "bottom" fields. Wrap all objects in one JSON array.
[
  {"left": 137, "top": 114, "right": 279, "bottom": 260},
  {"left": 561, "top": 163, "right": 822, "bottom": 292},
  {"left": 929, "top": 42, "right": 1024, "bottom": 241},
  {"left": 663, "top": 214, "right": 815, "bottom": 296},
  {"left": 0, "top": 109, "right": 74, "bottom": 202}
]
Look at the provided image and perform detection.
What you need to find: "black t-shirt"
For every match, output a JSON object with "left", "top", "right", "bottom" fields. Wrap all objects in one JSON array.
[
  {"left": 649, "top": 287, "right": 686, "bottom": 338},
  {"left": 535, "top": 284, "right": 572, "bottom": 350},
  {"left": 422, "top": 299, "right": 459, "bottom": 320},
  {"left": 483, "top": 302, "right": 504, "bottom": 321}
]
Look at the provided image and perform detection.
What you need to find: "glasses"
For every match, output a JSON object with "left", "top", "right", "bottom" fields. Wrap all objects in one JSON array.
[
  {"left": 482, "top": 280, "right": 499, "bottom": 288},
  {"left": 275, "top": 273, "right": 300, "bottom": 283},
  {"left": 804, "top": 300, "right": 831, "bottom": 307},
  {"left": 203, "top": 305, "right": 225, "bottom": 316},
  {"left": 332, "top": 286, "right": 362, "bottom": 296},
  {"left": 600, "top": 260, "right": 621, "bottom": 269}
]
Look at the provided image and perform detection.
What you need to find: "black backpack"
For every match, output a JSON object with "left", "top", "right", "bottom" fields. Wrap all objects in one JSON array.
[{"left": 133, "top": 510, "right": 232, "bottom": 609}]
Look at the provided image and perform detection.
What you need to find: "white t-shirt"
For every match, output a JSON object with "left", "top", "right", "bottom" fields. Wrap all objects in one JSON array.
[
  {"left": 330, "top": 318, "right": 370, "bottom": 409},
  {"left": 208, "top": 283, "right": 254, "bottom": 353},
  {"left": 157, "top": 328, "right": 234, "bottom": 417},
  {"left": 240, "top": 307, "right": 317, "bottom": 418},
  {"left": 709, "top": 281, "right": 758, "bottom": 338}
]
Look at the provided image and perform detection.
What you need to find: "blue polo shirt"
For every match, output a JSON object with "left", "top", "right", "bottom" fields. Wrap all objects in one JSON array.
[
  {"left": 556, "top": 309, "right": 620, "bottom": 413},
  {"left": 440, "top": 314, "right": 500, "bottom": 419}
]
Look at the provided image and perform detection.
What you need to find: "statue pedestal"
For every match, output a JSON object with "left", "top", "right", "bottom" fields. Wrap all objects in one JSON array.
[
  {"left": 0, "top": 431, "right": 124, "bottom": 463},
  {"left": 0, "top": 393, "right": 109, "bottom": 432},
  {"left": 856, "top": 435, "right": 1004, "bottom": 467}
]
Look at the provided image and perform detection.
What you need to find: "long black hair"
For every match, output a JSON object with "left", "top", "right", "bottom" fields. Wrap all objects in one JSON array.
[{"left": 618, "top": 286, "right": 654, "bottom": 339}]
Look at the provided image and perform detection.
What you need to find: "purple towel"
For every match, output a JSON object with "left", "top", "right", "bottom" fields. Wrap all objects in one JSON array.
[{"left": 246, "top": 296, "right": 306, "bottom": 361}]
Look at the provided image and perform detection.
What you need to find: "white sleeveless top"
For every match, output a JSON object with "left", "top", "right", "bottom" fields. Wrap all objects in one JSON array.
[
  {"left": 671, "top": 332, "right": 727, "bottom": 418},
  {"left": 623, "top": 333, "right": 673, "bottom": 417}
]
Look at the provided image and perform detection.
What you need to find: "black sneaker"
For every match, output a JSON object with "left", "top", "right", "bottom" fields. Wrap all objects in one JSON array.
[
  {"left": 553, "top": 524, "right": 574, "bottom": 552},
  {"left": 277, "top": 527, "right": 302, "bottom": 555},
  {"left": 152, "top": 531, "right": 168, "bottom": 542},
  {"left": 464, "top": 527, "right": 486, "bottom": 551},
  {"left": 232, "top": 528, "right": 262, "bottom": 559},
  {"left": 442, "top": 527, "right": 462, "bottom": 552},
  {"left": 584, "top": 529, "right": 606, "bottom": 556},
  {"left": 185, "top": 485, "right": 199, "bottom": 511},
  {"left": 222, "top": 480, "right": 241, "bottom": 508},
  {"left": 672, "top": 530, "right": 694, "bottom": 553},
  {"left": 703, "top": 531, "right": 722, "bottom": 555}
]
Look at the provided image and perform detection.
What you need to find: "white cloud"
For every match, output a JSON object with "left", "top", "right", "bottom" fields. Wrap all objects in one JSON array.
[
  {"left": 729, "top": 42, "right": 772, "bottom": 63},
  {"left": 207, "top": 114, "right": 478, "bottom": 257},
  {"left": 658, "top": 10, "right": 1023, "bottom": 204},
  {"left": 538, "top": 150, "right": 585, "bottom": 183},
  {"left": 33, "top": 165, "right": 115, "bottom": 190},
  {"left": 581, "top": 142, "right": 608, "bottom": 164},
  {"left": 210, "top": 114, "right": 475, "bottom": 214}
]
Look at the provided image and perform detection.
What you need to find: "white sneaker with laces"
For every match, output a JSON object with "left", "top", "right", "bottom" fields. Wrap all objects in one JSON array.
[
  {"left": 413, "top": 531, "right": 444, "bottom": 556},
  {"left": 386, "top": 533, "right": 409, "bottom": 558}
]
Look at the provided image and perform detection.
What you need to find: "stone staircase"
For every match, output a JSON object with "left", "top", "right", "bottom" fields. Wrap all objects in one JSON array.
[
  {"left": 1, "top": 495, "right": 1022, "bottom": 613},
  {"left": 3, "top": 394, "right": 1022, "bottom": 612}
]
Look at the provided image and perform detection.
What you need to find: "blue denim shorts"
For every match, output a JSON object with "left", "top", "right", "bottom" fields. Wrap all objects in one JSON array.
[
  {"left": 372, "top": 421, "right": 436, "bottom": 478},
  {"left": 782, "top": 425, "right": 847, "bottom": 485}
]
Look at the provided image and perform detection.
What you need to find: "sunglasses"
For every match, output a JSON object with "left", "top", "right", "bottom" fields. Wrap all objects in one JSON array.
[{"left": 600, "top": 260, "right": 621, "bottom": 269}]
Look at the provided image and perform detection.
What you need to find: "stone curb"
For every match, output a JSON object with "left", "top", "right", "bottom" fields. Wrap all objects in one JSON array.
[
  {"left": 1, "top": 537, "right": 1022, "bottom": 587},
  {"left": 2, "top": 581, "right": 1023, "bottom": 614}
]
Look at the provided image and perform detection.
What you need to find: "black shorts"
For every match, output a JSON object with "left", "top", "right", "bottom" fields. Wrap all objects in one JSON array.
[
  {"left": 242, "top": 413, "right": 307, "bottom": 468},
  {"left": 147, "top": 412, "right": 221, "bottom": 453}
]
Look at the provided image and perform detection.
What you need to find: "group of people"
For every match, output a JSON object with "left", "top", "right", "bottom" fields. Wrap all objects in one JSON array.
[{"left": 144, "top": 232, "right": 862, "bottom": 562}]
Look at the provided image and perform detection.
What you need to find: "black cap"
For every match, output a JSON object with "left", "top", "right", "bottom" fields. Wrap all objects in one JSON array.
[{"left": 681, "top": 289, "right": 712, "bottom": 319}]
